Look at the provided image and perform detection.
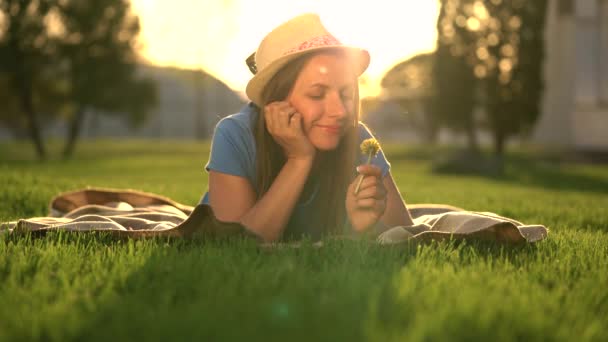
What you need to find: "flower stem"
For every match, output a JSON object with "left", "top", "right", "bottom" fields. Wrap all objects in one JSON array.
[{"left": 354, "top": 154, "right": 372, "bottom": 194}]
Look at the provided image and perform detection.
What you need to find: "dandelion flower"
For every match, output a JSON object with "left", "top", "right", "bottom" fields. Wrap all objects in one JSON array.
[
  {"left": 354, "top": 138, "right": 380, "bottom": 194},
  {"left": 360, "top": 139, "right": 380, "bottom": 159}
]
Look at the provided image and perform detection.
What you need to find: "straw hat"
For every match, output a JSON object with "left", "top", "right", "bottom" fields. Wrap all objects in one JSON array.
[{"left": 245, "top": 13, "right": 370, "bottom": 106}]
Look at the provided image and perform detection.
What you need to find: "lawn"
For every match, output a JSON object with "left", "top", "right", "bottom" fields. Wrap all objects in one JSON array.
[{"left": 1, "top": 140, "right": 607, "bottom": 341}]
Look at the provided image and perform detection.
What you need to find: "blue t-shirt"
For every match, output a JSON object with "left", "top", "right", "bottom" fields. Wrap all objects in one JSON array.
[{"left": 200, "top": 103, "right": 391, "bottom": 238}]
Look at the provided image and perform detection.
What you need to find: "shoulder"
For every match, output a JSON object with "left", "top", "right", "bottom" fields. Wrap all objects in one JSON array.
[
  {"left": 355, "top": 121, "right": 391, "bottom": 177},
  {"left": 214, "top": 103, "right": 258, "bottom": 136},
  {"left": 206, "top": 103, "right": 258, "bottom": 181},
  {"left": 357, "top": 121, "right": 377, "bottom": 140}
]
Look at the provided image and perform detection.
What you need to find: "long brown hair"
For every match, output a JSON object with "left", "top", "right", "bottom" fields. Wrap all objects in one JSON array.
[{"left": 253, "top": 50, "right": 359, "bottom": 238}]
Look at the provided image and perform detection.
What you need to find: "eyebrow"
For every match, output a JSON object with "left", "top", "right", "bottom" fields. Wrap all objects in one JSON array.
[{"left": 308, "top": 83, "right": 354, "bottom": 91}]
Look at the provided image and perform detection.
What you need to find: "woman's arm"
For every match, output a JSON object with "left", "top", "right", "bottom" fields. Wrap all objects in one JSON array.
[
  {"left": 346, "top": 166, "right": 414, "bottom": 235},
  {"left": 377, "top": 171, "right": 414, "bottom": 231},
  {"left": 209, "top": 158, "right": 313, "bottom": 242}
]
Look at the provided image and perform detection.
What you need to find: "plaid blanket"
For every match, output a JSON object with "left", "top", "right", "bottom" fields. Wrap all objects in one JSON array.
[{"left": 1, "top": 188, "right": 548, "bottom": 244}]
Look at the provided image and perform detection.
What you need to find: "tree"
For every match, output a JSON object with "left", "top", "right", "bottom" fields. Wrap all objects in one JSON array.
[
  {"left": 381, "top": 53, "right": 439, "bottom": 144},
  {"left": 0, "top": 75, "right": 26, "bottom": 138},
  {"left": 0, "top": 0, "right": 57, "bottom": 159},
  {"left": 434, "top": 0, "right": 548, "bottom": 156},
  {"left": 481, "top": 0, "right": 548, "bottom": 156},
  {"left": 433, "top": 0, "right": 479, "bottom": 152},
  {"left": 55, "top": 0, "right": 157, "bottom": 158},
  {"left": 0, "top": 72, "right": 70, "bottom": 139},
  {"left": 0, "top": 0, "right": 157, "bottom": 159}
]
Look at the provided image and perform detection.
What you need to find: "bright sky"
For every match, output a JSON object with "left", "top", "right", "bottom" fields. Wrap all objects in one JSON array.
[{"left": 130, "top": 0, "right": 439, "bottom": 98}]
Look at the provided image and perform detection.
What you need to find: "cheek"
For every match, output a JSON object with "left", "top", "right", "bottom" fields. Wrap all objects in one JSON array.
[
  {"left": 301, "top": 113, "right": 316, "bottom": 136},
  {"left": 292, "top": 105, "right": 321, "bottom": 133},
  {"left": 346, "top": 102, "right": 356, "bottom": 116}
]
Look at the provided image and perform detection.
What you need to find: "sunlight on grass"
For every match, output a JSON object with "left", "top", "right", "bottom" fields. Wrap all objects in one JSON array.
[
  {"left": 1, "top": 140, "right": 607, "bottom": 340},
  {"left": 365, "top": 233, "right": 608, "bottom": 341}
]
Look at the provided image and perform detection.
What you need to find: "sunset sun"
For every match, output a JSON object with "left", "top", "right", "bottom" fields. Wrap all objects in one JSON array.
[{"left": 130, "top": 0, "right": 439, "bottom": 98}]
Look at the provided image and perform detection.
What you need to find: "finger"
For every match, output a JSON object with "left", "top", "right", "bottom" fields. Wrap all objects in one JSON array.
[
  {"left": 356, "top": 185, "right": 386, "bottom": 200},
  {"left": 356, "top": 164, "right": 382, "bottom": 178},
  {"left": 265, "top": 102, "right": 290, "bottom": 131},
  {"left": 266, "top": 101, "right": 290, "bottom": 112},
  {"left": 348, "top": 176, "right": 358, "bottom": 193},
  {"left": 283, "top": 108, "right": 297, "bottom": 129},
  {"left": 356, "top": 198, "right": 377, "bottom": 208},
  {"left": 264, "top": 105, "right": 278, "bottom": 133},
  {"left": 276, "top": 106, "right": 288, "bottom": 129},
  {"left": 289, "top": 112, "right": 303, "bottom": 132},
  {"left": 274, "top": 110, "right": 285, "bottom": 131},
  {"left": 358, "top": 197, "right": 386, "bottom": 215},
  {"left": 374, "top": 199, "right": 387, "bottom": 216},
  {"left": 276, "top": 106, "right": 295, "bottom": 130},
  {"left": 356, "top": 175, "right": 380, "bottom": 192}
]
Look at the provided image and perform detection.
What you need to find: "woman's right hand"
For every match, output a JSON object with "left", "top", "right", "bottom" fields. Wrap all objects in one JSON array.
[{"left": 264, "top": 101, "right": 316, "bottom": 162}]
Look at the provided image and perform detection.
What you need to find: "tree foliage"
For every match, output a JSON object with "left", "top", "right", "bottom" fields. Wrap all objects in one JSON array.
[
  {"left": 434, "top": 0, "right": 548, "bottom": 156},
  {"left": 481, "top": 0, "right": 548, "bottom": 155},
  {"left": 0, "top": 0, "right": 58, "bottom": 158},
  {"left": 0, "top": 0, "right": 157, "bottom": 159},
  {"left": 55, "top": 0, "right": 157, "bottom": 157},
  {"left": 433, "top": 0, "right": 479, "bottom": 151},
  {"left": 381, "top": 53, "right": 440, "bottom": 143}
]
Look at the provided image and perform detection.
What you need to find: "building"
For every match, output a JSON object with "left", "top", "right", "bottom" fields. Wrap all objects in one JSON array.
[
  {"left": 0, "top": 64, "right": 246, "bottom": 141},
  {"left": 373, "top": 0, "right": 608, "bottom": 152},
  {"left": 534, "top": 0, "right": 608, "bottom": 151},
  {"left": 79, "top": 64, "right": 246, "bottom": 139}
]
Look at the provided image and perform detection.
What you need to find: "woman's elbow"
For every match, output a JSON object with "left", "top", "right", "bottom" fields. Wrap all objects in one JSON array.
[{"left": 238, "top": 218, "right": 282, "bottom": 243}]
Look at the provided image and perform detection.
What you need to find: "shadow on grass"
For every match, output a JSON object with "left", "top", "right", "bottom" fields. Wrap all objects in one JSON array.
[
  {"left": 2, "top": 227, "right": 557, "bottom": 341},
  {"left": 64, "top": 236, "right": 422, "bottom": 341},
  {"left": 500, "top": 156, "right": 608, "bottom": 194},
  {"left": 444, "top": 155, "right": 607, "bottom": 194},
  {"left": 3, "top": 230, "right": 547, "bottom": 340},
  {"left": 0, "top": 232, "right": 397, "bottom": 339},
  {"left": 389, "top": 146, "right": 608, "bottom": 195},
  {"left": 0, "top": 140, "right": 208, "bottom": 164}
]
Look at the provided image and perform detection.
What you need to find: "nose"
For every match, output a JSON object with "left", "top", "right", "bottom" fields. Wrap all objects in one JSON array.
[{"left": 325, "top": 91, "right": 347, "bottom": 120}]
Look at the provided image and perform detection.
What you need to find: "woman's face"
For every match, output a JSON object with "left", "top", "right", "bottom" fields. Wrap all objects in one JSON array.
[{"left": 287, "top": 52, "right": 357, "bottom": 151}]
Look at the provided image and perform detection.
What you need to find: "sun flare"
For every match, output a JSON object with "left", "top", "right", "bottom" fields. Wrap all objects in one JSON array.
[{"left": 130, "top": 0, "right": 439, "bottom": 99}]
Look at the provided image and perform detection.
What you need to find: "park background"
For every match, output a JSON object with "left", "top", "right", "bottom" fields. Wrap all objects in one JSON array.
[
  {"left": 1, "top": 0, "right": 607, "bottom": 160},
  {"left": 1, "top": 1, "right": 608, "bottom": 341}
]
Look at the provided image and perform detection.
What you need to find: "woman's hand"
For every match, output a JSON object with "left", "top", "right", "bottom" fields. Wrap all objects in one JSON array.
[
  {"left": 264, "top": 101, "right": 316, "bottom": 162},
  {"left": 346, "top": 164, "right": 387, "bottom": 232}
]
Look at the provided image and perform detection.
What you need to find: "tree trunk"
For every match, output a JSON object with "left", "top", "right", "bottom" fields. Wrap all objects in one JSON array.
[
  {"left": 10, "top": 36, "right": 46, "bottom": 160},
  {"left": 425, "top": 123, "right": 439, "bottom": 145},
  {"left": 465, "top": 121, "right": 479, "bottom": 153},
  {"left": 494, "top": 129, "right": 505, "bottom": 157},
  {"left": 63, "top": 107, "right": 86, "bottom": 159},
  {"left": 16, "top": 77, "right": 46, "bottom": 160}
]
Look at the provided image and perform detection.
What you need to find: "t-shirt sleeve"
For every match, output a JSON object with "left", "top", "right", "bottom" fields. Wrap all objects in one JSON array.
[
  {"left": 358, "top": 123, "right": 391, "bottom": 178},
  {"left": 205, "top": 117, "right": 253, "bottom": 181}
]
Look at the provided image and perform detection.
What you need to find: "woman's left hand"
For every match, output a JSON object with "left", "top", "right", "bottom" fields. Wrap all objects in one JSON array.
[{"left": 346, "top": 164, "right": 387, "bottom": 233}]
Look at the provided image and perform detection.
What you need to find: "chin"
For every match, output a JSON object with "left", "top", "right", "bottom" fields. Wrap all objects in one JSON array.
[
  {"left": 315, "top": 145, "right": 339, "bottom": 151},
  {"left": 311, "top": 139, "right": 341, "bottom": 151}
]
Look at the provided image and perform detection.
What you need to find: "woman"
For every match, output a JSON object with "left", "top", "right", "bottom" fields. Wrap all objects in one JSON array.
[{"left": 200, "top": 13, "right": 414, "bottom": 242}]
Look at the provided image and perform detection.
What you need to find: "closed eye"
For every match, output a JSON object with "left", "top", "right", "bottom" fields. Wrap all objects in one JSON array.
[
  {"left": 307, "top": 93, "right": 324, "bottom": 100},
  {"left": 341, "top": 91, "right": 353, "bottom": 100}
]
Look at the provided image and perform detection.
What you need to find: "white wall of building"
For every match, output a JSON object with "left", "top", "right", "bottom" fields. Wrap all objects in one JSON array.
[{"left": 535, "top": 0, "right": 608, "bottom": 150}]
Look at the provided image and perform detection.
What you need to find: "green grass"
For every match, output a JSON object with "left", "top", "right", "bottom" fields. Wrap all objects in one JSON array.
[{"left": 1, "top": 140, "right": 607, "bottom": 341}]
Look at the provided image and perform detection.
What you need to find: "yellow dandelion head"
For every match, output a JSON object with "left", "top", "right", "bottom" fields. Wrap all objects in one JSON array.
[{"left": 360, "top": 138, "right": 380, "bottom": 156}]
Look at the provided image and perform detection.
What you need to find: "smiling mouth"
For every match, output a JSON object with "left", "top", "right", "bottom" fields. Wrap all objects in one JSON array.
[{"left": 317, "top": 125, "right": 342, "bottom": 134}]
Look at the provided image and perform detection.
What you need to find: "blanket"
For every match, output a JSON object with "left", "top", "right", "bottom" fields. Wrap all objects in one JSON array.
[{"left": 1, "top": 188, "right": 548, "bottom": 244}]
